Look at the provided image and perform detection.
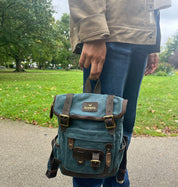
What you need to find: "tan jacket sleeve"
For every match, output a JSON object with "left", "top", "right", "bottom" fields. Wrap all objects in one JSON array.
[
  {"left": 154, "top": 0, "right": 171, "bottom": 10},
  {"left": 68, "top": 0, "right": 110, "bottom": 43}
]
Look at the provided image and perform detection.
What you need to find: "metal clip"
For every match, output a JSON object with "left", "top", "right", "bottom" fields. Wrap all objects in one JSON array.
[
  {"left": 103, "top": 115, "right": 116, "bottom": 129},
  {"left": 59, "top": 114, "right": 70, "bottom": 127},
  {"left": 90, "top": 160, "right": 101, "bottom": 168}
]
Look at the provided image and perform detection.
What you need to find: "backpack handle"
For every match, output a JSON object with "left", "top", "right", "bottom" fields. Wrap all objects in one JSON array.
[{"left": 84, "top": 77, "right": 101, "bottom": 94}]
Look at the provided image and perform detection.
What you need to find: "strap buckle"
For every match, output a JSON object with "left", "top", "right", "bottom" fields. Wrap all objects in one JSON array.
[
  {"left": 90, "top": 152, "right": 101, "bottom": 169},
  {"left": 90, "top": 160, "right": 101, "bottom": 168},
  {"left": 59, "top": 114, "right": 70, "bottom": 127},
  {"left": 103, "top": 115, "right": 116, "bottom": 129}
]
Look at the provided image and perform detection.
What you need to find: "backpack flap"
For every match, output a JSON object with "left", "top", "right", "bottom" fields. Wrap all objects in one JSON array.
[{"left": 52, "top": 93, "right": 127, "bottom": 127}]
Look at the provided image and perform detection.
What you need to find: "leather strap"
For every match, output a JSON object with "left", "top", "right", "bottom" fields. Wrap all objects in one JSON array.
[
  {"left": 46, "top": 136, "right": 61, "bottom": 178},
  {"left": 62, "top": 94, "right": 74, "bottom": 116},
  {"left": 105, "top": 95, "right": 116, "bottom": 135},
  {"left": 60, "top": 94, "right": 74, "bottom": 131},
  {"left": 84, "top": 77, "right": 92, "bottom": 93},
  {"left": 84, "top": 77, "right": 101, "bottom": 94},
  {"left": 106, "top": 95, "right": 114, "bottom": 116},
  {"left": 116, "top": 135, "right": 128, "bottom": 183}
]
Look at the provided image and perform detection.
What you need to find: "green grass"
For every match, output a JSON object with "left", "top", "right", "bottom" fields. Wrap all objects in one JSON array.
[
  {"left": 135, "top": 75, "right": 178, "bottom": 137},
  {"left": 0, "top": 69, "right": 177, "bottom": 136},
  {"left": 0, "top": 69, "right": 83, "bottom": 128}
]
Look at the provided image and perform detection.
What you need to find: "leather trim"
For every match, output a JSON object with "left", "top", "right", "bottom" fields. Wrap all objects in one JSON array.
[
  {"left": 120, "top": 99, "right": 128, "bottom": 118},
  {"left": 61, "top": 166, "right": 117, "bottom": 178},
  {"left": 52, "top": 96, "right": 128, "bottom": 120}
]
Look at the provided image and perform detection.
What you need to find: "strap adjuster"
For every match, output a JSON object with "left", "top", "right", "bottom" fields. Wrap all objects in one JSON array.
[
  {"left": 103, "top": 115, "right": 116, "bottom": 129},
  {"left": 59, "top": 114, "right": 70, "bottom": 127},
  {"left": 90, "top": 152, "right": 101, "bottom": 169},
  {"left": 90, "top": 160, "right": 101, "bottom": 168}
]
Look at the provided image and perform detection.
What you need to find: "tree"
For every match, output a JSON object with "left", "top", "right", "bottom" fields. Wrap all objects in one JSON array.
[
  {"left": 55, "top": 14, "right": 79, "bottom": 70},
  {"left": 0, "top": 0, "right": 55, "bottom": 71},
  {"left": 159, "top": 31, "right": 178, "bottom": 68},
  {"left": 168, "top": 50, "right": 178, "bottom": 69}
]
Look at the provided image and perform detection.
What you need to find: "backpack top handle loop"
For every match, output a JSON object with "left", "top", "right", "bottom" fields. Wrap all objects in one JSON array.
[{"left": 84, "top": 77, "right": 101, "bottom": 94}]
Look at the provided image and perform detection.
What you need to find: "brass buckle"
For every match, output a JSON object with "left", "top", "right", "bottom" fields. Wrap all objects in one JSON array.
[
  {"left": 90, "top": 160, "right": 101, "bottom": 168},
  {"left": 59, "top": 114, "right": 70, "bottom": 127},
  {"left": 103, "top": 115, "right": 116, "bottom": 129}
]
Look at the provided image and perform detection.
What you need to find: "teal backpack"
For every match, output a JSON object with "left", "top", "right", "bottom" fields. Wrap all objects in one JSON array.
[{"left": 46, "top": 80, "right": 128, "bottom": 179}]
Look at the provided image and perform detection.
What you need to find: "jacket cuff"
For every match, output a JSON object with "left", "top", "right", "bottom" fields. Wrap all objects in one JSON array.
[{"left": 78, "top": 14, "right": 110, "bottom": 42}]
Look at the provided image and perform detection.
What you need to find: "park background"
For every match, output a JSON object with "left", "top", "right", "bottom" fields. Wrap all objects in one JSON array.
[{"left": 0, "top": 0, "right": 178, "bottom": 137}]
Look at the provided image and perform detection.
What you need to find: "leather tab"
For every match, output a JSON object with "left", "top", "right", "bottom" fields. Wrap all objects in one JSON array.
[
  {"left": 68, "top": 138, "right": 74, "bottom": 150},
  {"left": 105, "top": 143, "right": 112, "bottom": 168},
  {"left": 106, "top": 152, "right": 111, "bottom": 168}
]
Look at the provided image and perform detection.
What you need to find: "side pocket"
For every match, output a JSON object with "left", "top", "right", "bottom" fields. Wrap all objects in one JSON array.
[{"left": 46, "top": 135, "right": 62, "bottom": 178}]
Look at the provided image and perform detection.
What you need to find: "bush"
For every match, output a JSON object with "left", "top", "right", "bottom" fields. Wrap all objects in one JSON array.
[
  {"left": 155, "top": 71, "right": 168, "bottom": 76},
  {"left": 155, "top": 63, "right": 174, "bottom": 75}
]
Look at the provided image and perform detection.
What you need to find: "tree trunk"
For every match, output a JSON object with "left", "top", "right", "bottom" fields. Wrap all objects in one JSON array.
[{"left": 15, "top": 58, "right": 24, "bottom": 72}]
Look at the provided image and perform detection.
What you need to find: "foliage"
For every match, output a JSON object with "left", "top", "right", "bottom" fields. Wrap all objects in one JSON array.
[
  {"left": 168, "top": 50, "right": 178, "bottom": 69},
  {"left": 155, "top": 71, "right": 168, "bottom": 76},
  {"left": 0, "top": 0, "right": 55, "bottom": 71},
  {"left": 54, "top": 14, "right": 79, "bottom": 70},
  {"left": 155, "top": 63, "right": 174, "bottom": 76},
  {"left": 0, "top": 70, "right": 177, "bottom": 137},
  {"left": 0, "top": 6, "right": 79, "bottom": 71},
  {"left": 159, "top": 31, "right": 178, "bottom": 68}
]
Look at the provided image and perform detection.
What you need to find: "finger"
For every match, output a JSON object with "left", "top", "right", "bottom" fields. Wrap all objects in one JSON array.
[
  {"left": 84, "top": 56, "right": 92, "bottom": 69},
  {"left": 144, "top": 65, "right": 149, "bottom": 76},
  {"left": 96, "top": 61, "right": 104, "bottom": 79},
  {"left": 90, "top": 61, "right": 98, "bottom": 80},
  {"left": 79, "top": 53, "right": 86, "bottom": 68}
]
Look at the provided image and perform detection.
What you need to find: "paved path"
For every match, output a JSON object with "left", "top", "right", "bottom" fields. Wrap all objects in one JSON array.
[{"left": 0, "top": 119, "right": 177, "bottom": 187}]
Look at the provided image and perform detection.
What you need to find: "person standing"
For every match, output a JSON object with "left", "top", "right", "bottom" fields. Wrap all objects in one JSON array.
[{"left": 67, "top": 0, "right": 171, "bottom": 186}]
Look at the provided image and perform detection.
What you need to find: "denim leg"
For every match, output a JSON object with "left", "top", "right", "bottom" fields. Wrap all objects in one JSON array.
[
  {"left": 103, "top": 48, "right": 148, "bottom": 187},
  {"left": 123, "top": 48, "right": 148, "bottom": 133},
  {"left": 73, "top": 43, "right": 148, "bottom": 187},
  {"left": 73, "top": 178, "right": 103, "bottom": 187}
]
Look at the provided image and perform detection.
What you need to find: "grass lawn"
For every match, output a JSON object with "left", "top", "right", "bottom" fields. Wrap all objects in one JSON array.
[{"left": 0, "top": 69, "right": 177, "bottom": 136}]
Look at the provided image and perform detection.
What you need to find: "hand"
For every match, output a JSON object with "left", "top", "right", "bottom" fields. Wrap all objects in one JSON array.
[
  {"left": 145, "top": 53, "right": 159, "bottom": 76},
  {"left": 79, "top": 40, "right": 107, "bottom": 80}
]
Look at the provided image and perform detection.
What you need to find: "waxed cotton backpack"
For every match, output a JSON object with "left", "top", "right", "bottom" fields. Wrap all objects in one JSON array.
[{"left": 46, "top": 78, "right": 128, "bottom": 179}]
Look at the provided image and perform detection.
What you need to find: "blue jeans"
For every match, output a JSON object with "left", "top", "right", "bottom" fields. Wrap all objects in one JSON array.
[{"left": 73, "top": 42, "right": 148, "bottom": 187}]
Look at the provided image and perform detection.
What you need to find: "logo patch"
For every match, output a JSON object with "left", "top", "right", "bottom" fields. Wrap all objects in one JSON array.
[{"left": 82, "top": 102, "right": 98, "bottom": 112}]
